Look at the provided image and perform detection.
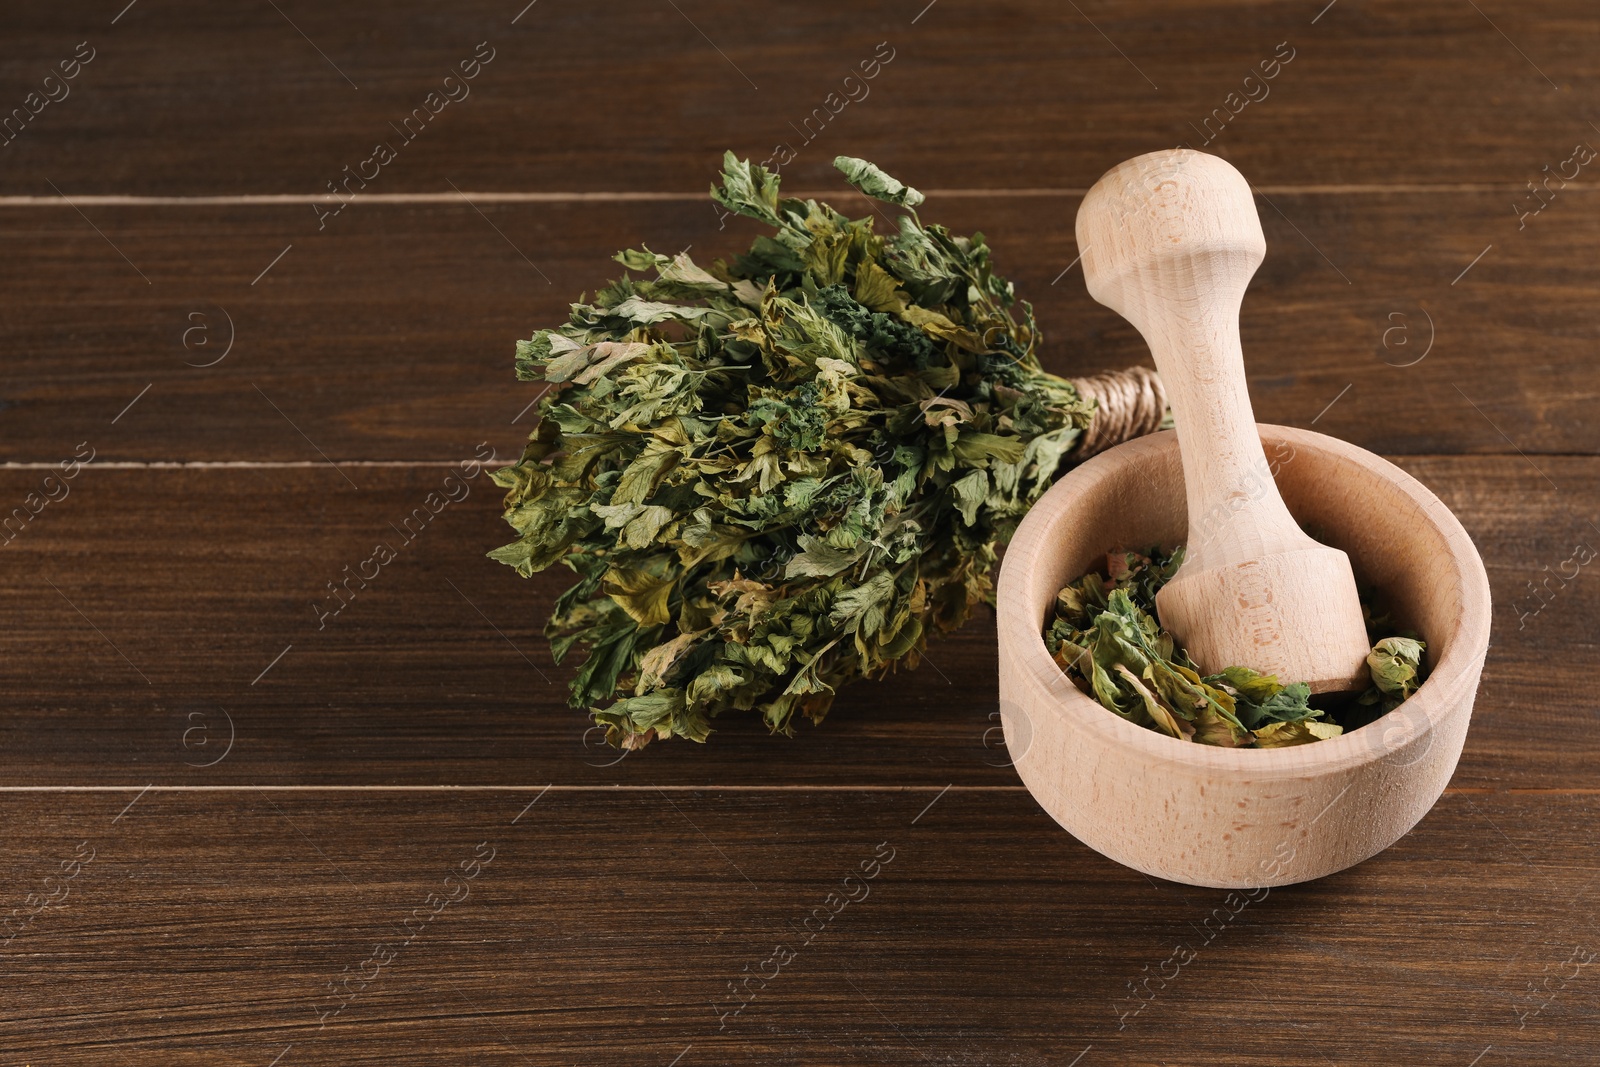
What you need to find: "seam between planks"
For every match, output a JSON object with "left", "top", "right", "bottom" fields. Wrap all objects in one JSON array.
[
  {"left": 0, "top": 785, "right": 1585, "bottom": 794},
  {"left": 0, "top": 184, "right": 1579, "bottom": 208},
  {"left": 3, "top": 453, "right": 1591, "bottom": 470},
  {"left": 0, "top": 461, "right": 476, "bottom": 470}
]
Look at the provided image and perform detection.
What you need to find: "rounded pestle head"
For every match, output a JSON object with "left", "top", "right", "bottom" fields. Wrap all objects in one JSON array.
[{"left": 1076, "top": 149, "right": 1267, "bottom": 332}]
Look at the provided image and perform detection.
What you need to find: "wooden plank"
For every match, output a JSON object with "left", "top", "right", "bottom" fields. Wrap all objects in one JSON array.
[
  {"left": 0, "top": 788, "right": 1594, "bottom": 1063},
  {"left": 4, "top": 5, "right": 1586, "bottom": 1064},
  {"left": 0, "top": 456, "right": 1591, "bottom": 786},
  {"left": 1, "top": 189, "right": 1597, "bottom": 463},
  {"left": 0, "top": 463, "right": 1008, "bottom": 787},
  {"left": 0, "top": 1, "right": 1592, "bottom": 196}
]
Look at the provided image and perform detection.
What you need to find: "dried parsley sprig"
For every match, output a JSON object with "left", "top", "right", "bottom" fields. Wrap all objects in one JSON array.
[
  {"left": 1045, "top": 548, "right": 1428, "bottom": 747},
  {"left": 491, "top": 153, "right": 1106, "bottom": 747}
]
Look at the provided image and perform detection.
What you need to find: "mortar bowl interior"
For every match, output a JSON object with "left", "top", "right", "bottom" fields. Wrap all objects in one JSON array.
[{"left": 995, "top": 425, "right": 1491, "bottom": 888}]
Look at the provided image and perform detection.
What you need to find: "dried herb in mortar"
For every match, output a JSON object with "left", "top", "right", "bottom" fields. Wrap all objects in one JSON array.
[
  {"left": 491, "top": 153, "right": 1138, "bottom": 747},
  {"left": 1045, "top": 547, "right": 1428, "bottom": 747}
]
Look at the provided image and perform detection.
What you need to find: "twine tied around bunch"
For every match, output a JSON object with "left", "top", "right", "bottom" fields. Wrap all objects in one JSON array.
[{"left": 1068, "top": 365, "right": 1170, "bottom": 458}]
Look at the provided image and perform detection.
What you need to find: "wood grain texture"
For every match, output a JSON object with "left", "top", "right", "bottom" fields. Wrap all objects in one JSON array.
[
  {"left": 0, "top": 1, "right": 1593, "bottom": 195},
  {"left": 0, "top": 456, "right": 1591, "bottom": 788},
  {"left": 1, "top": 188, "right": 1598, "bottom": 463},
  {"left": 4, "top": 0, "right": 1597, "bottom": 1060},
  {"left": 1, "top": 789, "right": 1595, "bottom": 1065}
]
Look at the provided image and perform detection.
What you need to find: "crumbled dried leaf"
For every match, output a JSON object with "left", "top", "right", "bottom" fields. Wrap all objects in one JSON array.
[{"left": 1044, "top": 547, "right": 1427, "bottom": 748}]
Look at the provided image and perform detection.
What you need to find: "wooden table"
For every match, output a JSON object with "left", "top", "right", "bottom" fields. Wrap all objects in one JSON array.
[{"left": 3, "top": 2, "right": 1596, "bottom": 1063}]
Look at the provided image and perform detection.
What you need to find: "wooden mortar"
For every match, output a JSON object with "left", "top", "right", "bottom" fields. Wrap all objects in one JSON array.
[{"left": 995, "top": 426, "right": 1490, "bottom": 887}]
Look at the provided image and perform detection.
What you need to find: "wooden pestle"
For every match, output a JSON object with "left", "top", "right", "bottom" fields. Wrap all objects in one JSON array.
[{"left": 1075, "top": 149, "right": 1370, "bottom": 693}]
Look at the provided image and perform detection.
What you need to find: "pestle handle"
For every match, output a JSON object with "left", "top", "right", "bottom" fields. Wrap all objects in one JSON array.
[
  {"left": 1074, "top": 149, "right": 1371, "bottom": 692},
  {"left": 1076, "top": 149, "right": 1309, "bottom": 570}
]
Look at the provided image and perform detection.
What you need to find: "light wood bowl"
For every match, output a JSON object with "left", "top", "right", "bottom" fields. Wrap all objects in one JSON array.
[{"left": 996, "top": 424, "right": 1491, "bottom": 888}]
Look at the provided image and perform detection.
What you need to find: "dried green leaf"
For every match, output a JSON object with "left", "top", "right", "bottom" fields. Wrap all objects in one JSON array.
[
  {"left": 1252, "top": 720, "right": 1344, "bottom": 747},
  {"left": 603, "top": 566, "right": 675, "bottom": 627},
  {"left": 950, "top": 469, "right": 988, "bottom": 527},
  {"left": 833, "top": 155, "right": 926, "bottom": 208},
  {"left": 1367, "top": 636, "right": 1425, "bottom": 698},
  {"left": 829, "top": 572, "right": 896, "bottom": 635},
  {"left": 711, "top": 151, "right": 784, "bottom": 226},
  {"left": 1045, "top": 546, "right": 1425, "bottom": 749},
  {"left": 637, "top": 629, "right": 706, "bottom": 690},
  {"left": 1116, "top": 665, "right": 1193, "bottom": 741},
  {"left": 853, "top": 259, "right": 907, "bottom": 313},
  {"left": 785, "top": 535, "right": 866, "bottom": 579}
]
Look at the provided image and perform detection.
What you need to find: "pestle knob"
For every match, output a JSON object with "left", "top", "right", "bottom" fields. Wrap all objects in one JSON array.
[{"left": 1075, "top": 149, "right": 1370, "bottom": 693}]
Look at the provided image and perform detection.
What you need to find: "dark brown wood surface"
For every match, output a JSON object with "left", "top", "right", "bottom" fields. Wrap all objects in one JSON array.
[
  {"left": 3, "top": 2, "right": 1598, "bottom": 1064},
  {"left": 4, "top": 192, "right": 1600, "bottom": 461},
  {"left": 0, "top": 457, "right": 1593, "bottom": 790}
]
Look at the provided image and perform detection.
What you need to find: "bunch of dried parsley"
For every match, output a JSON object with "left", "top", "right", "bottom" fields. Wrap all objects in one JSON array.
[
  {"left": 1045, "top": 547, "right": 1428, "bottom": 748},
  {"left": 490, "top": 153, "right": 1100, "bottom": 747}
]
